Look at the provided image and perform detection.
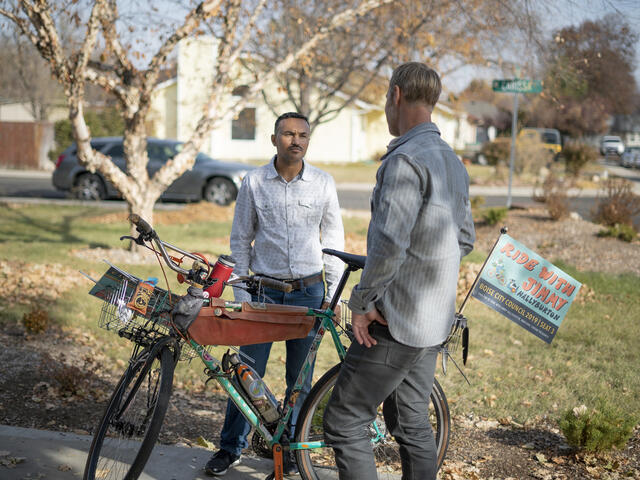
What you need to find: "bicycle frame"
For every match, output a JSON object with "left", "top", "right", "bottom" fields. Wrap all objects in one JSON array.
[
  {"left": 181, "top": 261, "right": 356, "bottom": 455},
  {"left": 188, "top": 309, "right": 345, "bottom": 452}
]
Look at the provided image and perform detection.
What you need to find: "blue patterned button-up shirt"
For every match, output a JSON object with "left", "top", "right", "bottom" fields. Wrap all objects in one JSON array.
[
  {"left": 349, "top": 122, "right": 475, "bottom": 347},
  {"left": 230, "top": 157, "right": 345, "bottom": 303}
]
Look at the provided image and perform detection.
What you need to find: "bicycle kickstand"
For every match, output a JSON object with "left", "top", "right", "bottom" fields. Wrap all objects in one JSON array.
[{"left": 264, "top": 443, "right": 284, "bottom": 480}]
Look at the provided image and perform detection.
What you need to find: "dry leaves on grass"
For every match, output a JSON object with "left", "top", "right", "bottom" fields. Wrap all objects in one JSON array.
[
  {"left": 86, "top": 202, "right": 234, "bottom": 225},
  {"left": 0, "top": 260, "right": 85, "bottom": 306}
]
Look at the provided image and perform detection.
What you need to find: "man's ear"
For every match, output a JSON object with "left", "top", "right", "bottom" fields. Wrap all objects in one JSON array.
[
  {"left": 271, "top": 134, "right": 276, "bottom": 146},
  {"left": 392, "top": 85, "right": 401, "bottom": 105}
]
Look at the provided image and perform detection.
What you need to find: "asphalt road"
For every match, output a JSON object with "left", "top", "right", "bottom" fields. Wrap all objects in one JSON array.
[{"left": 1, "top": 161, "right": 639, "bottom": 225}]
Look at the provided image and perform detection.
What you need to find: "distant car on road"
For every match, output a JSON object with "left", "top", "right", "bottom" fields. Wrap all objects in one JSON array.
[
  {"left": 52, "top": 137, "right": 253, "bottom": 205},
  {"left": 600, "top": 135, "right": 625, "bottom": 157},
  {"left": 518, "top": 127, "right": 563, "bottom": 159},
  {"left": 621, "top": 146, "right": 640, "bottom": 168}
]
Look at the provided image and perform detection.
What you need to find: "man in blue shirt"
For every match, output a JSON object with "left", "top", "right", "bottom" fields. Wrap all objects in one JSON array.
[{"left": 323, "top": 63, "right": 475, "bottom": 480}]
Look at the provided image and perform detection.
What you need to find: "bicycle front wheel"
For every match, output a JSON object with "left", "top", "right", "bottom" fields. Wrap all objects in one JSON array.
[
  {"left": 83, "top": 346, "right": 175, "bottom": 480},
  {"left": 294, "top": 363, "right": 450, "bottom": 480}
]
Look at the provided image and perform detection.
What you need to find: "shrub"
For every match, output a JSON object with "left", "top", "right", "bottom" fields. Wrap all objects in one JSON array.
[
  {"left": 563, "top": 142, "right": 598, "bottom": 177},
  {"left": 40, "top": 353, "right": 97, "bottom": 397},
  {"left": 597, "top": 223, "right": 637, "bottom": 242},
  {"left": 515, "top": 135, "right": 554, "bottom": 176},
  {"left": 480, "top": 137, "right": 510, "bottom": 167},
  {"left": 48, "top": 106, "right": 124, "bottom": 162},
  {"left": 481, "top": 136, "right": 552, "bottom": 176},
  {"left": 559, "top": 402, "right": 636, "bottom": 452},
  {"left": 470, "top": 196, "right": 485, "bottom": 210},
  {"left": 592, "top": 178, "right": 640, "bottom": 227},
  {"left": 22, "top": 308, "right": 48, "bottom": 333},
  {"left": 482, "top": 207, "right": 508, "bottom": 226},
  {"left": 538, "top": 173, "right": 570, "bottom": 220}
]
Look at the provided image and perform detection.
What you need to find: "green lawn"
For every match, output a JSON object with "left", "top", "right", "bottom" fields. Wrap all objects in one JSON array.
[{"left": 1, "top": 202, "right": 638, "bottom": 426}]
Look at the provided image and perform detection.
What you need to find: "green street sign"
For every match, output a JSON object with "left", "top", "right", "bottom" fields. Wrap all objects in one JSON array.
[{"left": 492, "top": 78, "right": 542, "bottom": 94}]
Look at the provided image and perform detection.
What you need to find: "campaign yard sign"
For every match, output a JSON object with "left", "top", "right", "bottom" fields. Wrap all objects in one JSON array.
[{"left": 471, "top": 234, "right": 581, "bottom": 343}]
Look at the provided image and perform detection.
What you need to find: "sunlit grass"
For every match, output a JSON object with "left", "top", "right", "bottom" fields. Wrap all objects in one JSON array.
[{"left": 1, "top": 203, "right": 638, "bottom": 426}]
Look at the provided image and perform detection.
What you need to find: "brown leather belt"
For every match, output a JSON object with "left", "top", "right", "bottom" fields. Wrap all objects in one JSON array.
[{"left": 280, "top": 272, "right": 324, "bottom": 291}]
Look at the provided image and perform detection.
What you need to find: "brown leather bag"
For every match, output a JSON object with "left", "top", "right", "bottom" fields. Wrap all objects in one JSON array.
[{"left": 187, "top": 298, "right": 315, "bottom": 346}]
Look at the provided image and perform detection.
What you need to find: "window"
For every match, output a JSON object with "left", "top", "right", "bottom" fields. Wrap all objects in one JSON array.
[
  {"left": 231, "top": 85, "right": 256, "bottom": 140},
  {"left": 147, "top": 142, "right": 178, "bottom": 164},
  {"left": 232, "top": 108, "right": 256, "bottom": 140},
  {"left": 104, "top": 143, "right": 124, "bottom": 158}
]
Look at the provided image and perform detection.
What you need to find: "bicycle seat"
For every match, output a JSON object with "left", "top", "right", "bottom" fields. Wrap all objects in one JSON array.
[{"left": 322, "top": 249, "right": 366, "bottom": 270}]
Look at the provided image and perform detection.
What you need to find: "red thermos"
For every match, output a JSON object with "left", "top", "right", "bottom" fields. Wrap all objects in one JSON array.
[{"left": 204, "top": 255, "right": 235, "bottom": 298}]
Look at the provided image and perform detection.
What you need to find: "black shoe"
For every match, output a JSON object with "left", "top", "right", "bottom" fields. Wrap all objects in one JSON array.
[
  {"left": 205, "top": 449, "right": 241, "bottom": 476},
  {"left": 283, "top": 450, "right": 298, "bottom": 477}
]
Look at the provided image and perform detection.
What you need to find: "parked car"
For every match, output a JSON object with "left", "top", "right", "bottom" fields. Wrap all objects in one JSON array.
[
  {"left": 52, "top": 137, "right": 253, "bottom": 205},
  {"left": 621, "top": 146, "right": 640, "bottom": 168},
  {"left": 518, "top": 127, "right": 563, "bottom": 159},
  {"left": 600, "top": 135, "right": 625, "bottom": 157}
]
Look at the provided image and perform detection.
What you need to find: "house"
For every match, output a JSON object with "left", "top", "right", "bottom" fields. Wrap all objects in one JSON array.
[{"left": 149, "top": 37, "right": 477, "bottom": 164}]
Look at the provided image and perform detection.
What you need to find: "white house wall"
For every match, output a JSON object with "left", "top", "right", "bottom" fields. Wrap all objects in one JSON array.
[{"left": 150, "top": 37, "right": 475, "bottom": 164}]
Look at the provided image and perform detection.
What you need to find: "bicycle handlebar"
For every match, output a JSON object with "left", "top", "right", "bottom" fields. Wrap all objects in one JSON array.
[
  {"left": 127, "top": 214, "right": 206, "bottom": 280},
  {"left": 129, "top": 214, "right": 156, "bottom": 239},
  {"left": 253, "top": 276, "right": 293, "bottom": 293},
  {"left": 227, "top": 275, "right": 293, "bottom": 294},
  {"left": 125, "top": 215, "right": 294, "bottom": 294}
]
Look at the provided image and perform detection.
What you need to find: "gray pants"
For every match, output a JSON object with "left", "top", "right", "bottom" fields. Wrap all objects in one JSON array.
[{"left": 323, "top": 323, "right": 440, "bottom": 480}]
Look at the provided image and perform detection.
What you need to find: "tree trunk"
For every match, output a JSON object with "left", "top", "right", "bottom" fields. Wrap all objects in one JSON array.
[{"left": 126, "top": 190, "right": 160, "bottom": 252}]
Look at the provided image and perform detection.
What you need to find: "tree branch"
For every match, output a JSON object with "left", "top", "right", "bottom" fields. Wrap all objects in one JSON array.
[{"left": 141, "top": 0, "right": 223, "bottom": 95}]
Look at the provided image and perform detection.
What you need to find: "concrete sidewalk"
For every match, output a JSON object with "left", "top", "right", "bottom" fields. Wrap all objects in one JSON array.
[{"left": 0, "top": 425, "right": 274, "bottom": 480}]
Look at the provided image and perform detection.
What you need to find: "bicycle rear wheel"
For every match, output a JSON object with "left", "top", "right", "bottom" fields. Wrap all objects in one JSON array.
[
  {"left": 294, "top": 363, "right": 450, "bottom": 480},
  {"left": 83, "top": 345, "right": 175, "bottom": 480}
]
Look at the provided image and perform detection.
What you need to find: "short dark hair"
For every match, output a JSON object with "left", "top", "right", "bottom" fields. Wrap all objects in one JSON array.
[
  {"left": 389, "top": 62, "right": 441, "bottom": 109},
  {"left": 274, "top": 112, "right": 310, "bottom": 134}
]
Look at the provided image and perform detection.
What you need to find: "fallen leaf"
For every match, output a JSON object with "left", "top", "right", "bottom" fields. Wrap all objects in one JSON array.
[
  {"left": 535, "top": 452, "right": 548, "bottom": 464},
  {"left": 196, "top": 436, "right": 214, "bottom": 449}
]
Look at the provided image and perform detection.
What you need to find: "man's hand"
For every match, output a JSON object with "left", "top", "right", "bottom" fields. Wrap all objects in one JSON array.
[
  {"left": 321, "top": 301, "right": 341, "bottom": 324},
  {"left": 352, "top": 308, "right": 387, "bottom": 348}
]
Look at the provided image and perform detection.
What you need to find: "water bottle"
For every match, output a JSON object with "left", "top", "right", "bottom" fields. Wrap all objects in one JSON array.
[
  {"left": 228, "top": 354, "right": 280, "bottom": 424},
  {"left": 204, "top": 255, "right": 235, "bottom": 298}
]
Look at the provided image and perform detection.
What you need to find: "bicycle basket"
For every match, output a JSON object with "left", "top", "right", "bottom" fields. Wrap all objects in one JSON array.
[{"left": 89, "top": 264, "right": 206, "bottom": 361}]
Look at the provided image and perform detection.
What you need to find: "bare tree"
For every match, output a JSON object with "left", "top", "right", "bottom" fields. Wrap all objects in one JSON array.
[
  {"left": 0, "top": 0, "right": 392, "bottom": 227},
  {"left": 527, "top": 14, "right": 639, "bottom": 136},
  {"left": 246, "top": 0, "right": 539, "bottom": 131}
]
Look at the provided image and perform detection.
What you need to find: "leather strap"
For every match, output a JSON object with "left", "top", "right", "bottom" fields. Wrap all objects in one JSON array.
[{"left": 280, "top": 272, "right": 323, "bottom": 290}]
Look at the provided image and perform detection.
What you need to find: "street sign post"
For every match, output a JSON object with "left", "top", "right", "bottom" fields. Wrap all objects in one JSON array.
[{"left": 492, "top": 77, "right": 543, "bottom": 208}]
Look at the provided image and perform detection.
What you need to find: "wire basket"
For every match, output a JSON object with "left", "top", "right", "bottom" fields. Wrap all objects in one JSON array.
[
  {"left": 92, "top": 268, "right": 206, "bottom": 361},
  {"left": 98, "top": 277, "right": 171, "bottom": 332}
]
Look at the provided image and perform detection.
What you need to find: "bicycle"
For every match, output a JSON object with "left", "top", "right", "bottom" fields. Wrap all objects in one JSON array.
[{"left": 82, "top": 214, "right": 461, "bottom": 480}]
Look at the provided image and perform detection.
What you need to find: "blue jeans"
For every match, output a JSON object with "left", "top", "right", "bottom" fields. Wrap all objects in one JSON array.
[
  {"left": 219, "top": 279, "right": 325, "bottom": 456},
  {"left": 323, "top": 323, "right": 440, "bottom": 480}
]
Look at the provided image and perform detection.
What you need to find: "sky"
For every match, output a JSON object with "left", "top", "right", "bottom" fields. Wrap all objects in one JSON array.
[{"left": 443, "top": 0, "right": 640, "bottom": 93}]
